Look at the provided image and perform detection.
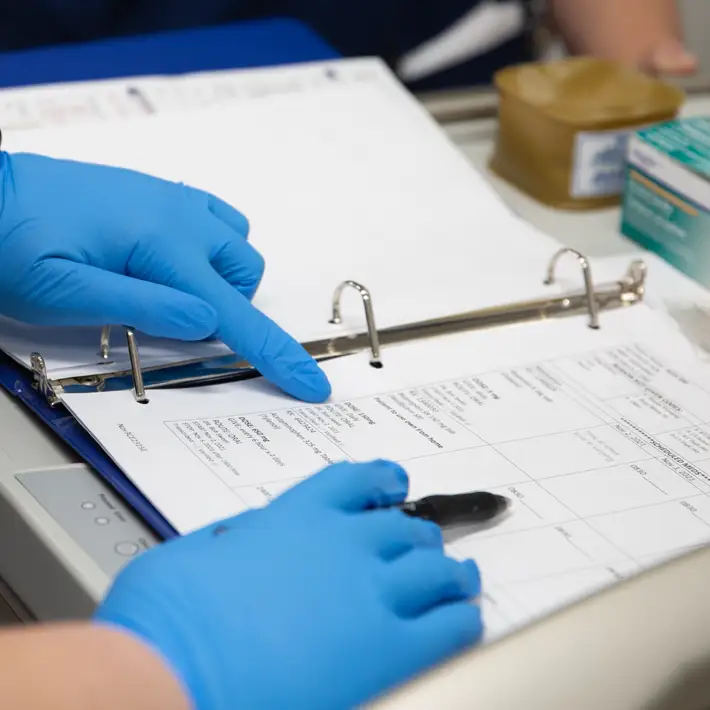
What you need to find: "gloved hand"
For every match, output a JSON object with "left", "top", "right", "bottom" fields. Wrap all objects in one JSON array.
[
  {"left": 0, "top": 151, "right": 329, "bottom": 403},
  {"left": 95, "top": 461, "right": 483, "bottom": 710}
]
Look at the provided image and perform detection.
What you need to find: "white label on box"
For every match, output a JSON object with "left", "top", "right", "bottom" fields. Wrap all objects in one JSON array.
[
  {"left": 627, "top": 135, "right": 710, "bottom": 212},
  {"left": 570, "top": 128, "right": 634, "bottom": 198}
]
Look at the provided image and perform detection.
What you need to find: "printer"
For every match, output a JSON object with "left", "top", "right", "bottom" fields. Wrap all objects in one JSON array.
[{"left": 0, "top": 387, "right": 159, "bottom": 622}]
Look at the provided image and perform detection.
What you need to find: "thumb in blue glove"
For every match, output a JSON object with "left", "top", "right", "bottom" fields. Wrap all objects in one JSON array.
[
  {"left": 0, "top": 151, "right": 329, "bottom": 403},
  {"left": 94, "top": 460, "right": 483, "bottom": 710}
]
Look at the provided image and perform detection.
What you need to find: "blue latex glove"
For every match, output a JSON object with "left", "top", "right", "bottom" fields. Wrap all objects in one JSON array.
[
  {"left": 95, "top": 461, "right": 483, "bottom": 710},
  {"left": 0, "top": 151, "right": 329, "bottom": 403}
]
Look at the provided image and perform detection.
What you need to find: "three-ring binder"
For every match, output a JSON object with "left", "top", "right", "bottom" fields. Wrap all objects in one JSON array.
[{"left": 29, "top": 249, "right": 647, "bottom": 406}]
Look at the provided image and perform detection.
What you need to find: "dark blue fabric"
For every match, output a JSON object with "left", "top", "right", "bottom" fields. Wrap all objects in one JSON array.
[
  {"left": 0, "top": 19, "right": 338, "bottom": 88},
  {"left": 0, "top": 0, "right": 533, "bottom": 88}
]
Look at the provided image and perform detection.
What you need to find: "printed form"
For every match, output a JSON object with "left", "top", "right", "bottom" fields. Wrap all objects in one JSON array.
[{"left": 64, "top": 306, "right": 710, "bottom": 641}]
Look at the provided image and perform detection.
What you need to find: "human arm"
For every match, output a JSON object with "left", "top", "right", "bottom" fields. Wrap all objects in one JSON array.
[
  {"left": 0, "top": 462, "right": 482, "bottom": 710},
  {"left": 550, "top": 0, "right": 697, "bottom": 75},
  {"left": 0, "top": 623, "right": 188, "bottom": 710}
]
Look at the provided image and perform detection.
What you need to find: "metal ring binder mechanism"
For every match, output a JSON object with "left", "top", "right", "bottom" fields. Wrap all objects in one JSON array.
[{"left": 29, "top": 249, "right": 647, "bottom": 406}]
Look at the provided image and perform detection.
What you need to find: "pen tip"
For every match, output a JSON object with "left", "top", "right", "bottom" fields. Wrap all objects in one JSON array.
[{"left": 496, "top": 493, "right": 512, "bottom": 510}]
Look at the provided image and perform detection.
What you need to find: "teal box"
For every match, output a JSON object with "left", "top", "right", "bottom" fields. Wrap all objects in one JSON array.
[{"left": 620, "top": 116, "right": 710, "bottom": 287}]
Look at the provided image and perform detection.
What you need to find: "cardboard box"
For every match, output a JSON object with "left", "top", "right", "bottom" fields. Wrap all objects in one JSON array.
[{"left": 621, "top": 117, "right": 710, "bottom": 287}]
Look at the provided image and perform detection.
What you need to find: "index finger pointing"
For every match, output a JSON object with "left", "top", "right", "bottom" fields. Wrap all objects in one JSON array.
[
  {"left": 170, "top": 257, "right": 330, "bottom": 403},
  {"left": 233, "top": 293, "right": 331, "bottom": 403}
]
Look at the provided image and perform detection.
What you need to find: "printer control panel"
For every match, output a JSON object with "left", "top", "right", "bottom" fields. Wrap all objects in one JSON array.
[{"left": 16, "top": 467, "right": 159, "bottom": 578}]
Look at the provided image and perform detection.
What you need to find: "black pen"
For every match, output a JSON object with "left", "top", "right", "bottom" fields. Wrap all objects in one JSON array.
[{"left": 395, "top": 491, "right": 511, "bottom": 528}]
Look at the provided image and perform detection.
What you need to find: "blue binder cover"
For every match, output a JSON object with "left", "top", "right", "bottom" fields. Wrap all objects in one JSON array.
[{"left": 0, "top": 18, "right": 337, "bottom": 539}]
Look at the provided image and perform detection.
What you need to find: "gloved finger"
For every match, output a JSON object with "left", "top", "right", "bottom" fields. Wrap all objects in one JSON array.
[
  {"left": 12, "top": 258, "right": 217, "bottom": 339},
  {"left": 161, "top": 255, "right": 330, "bottom": 403},
  {"left": 123, "top": 198, "right": 261, "bottom": 301},
  {"left": 382, "top": 551, "right": 479, "bottom": 618},
  {"left": 411, "top": 600, "right": 483, "bottom": 660},
  {"left": 208, "top": 218, "right": 265, "bottom": 301},
  {"left": 357, "top": 509, "right": 443, "bottom": 561},
  {"left": 283, "top": 460, "right": 408, "bottom": 511},
  {"left": 206, "top": 192, "right": 250, "bottom": 238}
]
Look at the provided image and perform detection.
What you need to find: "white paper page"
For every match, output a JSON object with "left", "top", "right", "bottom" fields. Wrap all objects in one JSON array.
[
  {"left": 0, "top": 58, "right": 431, "bottom": 377},
  {"left": 0, "top": 58, "right": 412, "bottom": 130},
  {"left": 136, "top": 57, "right": 412, "bottom": 113},
  {"left": 591, "top": 252, "right": 710, "bottom": 360},
  {"left": 0, "top": 78, "right": 152, "bottom": 129},
  {"left": 0, "top": 318, "right": 233, "bottom": 379},
  {"left": 64, "top": 305, "right": 710, "bottom": 641},
  {"left": 1, "top": 79, "right": 560, "bottom": 379}
]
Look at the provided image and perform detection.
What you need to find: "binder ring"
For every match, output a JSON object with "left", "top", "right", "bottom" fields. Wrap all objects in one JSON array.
[
  {"left": 330, "top": 281, "right": 382, "bottom": 367},
  {"left": 29, "top": 352, "right": 61, "bottom": 407},
  {"left": 99, "top": 325, "right": 111, "bottom": 360},
  {"left": 544, "top": 248, "right": 600, "bottom": 329},
  {"left": 126, "top": 328, "right": 149, "bottom": 403},
  {"left": 623, "top": 259, "right": 647, "bottom": 294}
]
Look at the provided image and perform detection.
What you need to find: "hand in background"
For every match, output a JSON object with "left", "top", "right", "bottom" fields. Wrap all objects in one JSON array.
[
  {"left": 642, "top": 37, "right": 697, "bottom": 76},
  {"left": 549, "top": 0, "right": 698, "bottom": 77}
]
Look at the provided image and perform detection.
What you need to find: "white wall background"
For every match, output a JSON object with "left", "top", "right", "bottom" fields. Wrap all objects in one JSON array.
[{"left": 678, "top": 0, "right": 710, "bottom": 90}]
